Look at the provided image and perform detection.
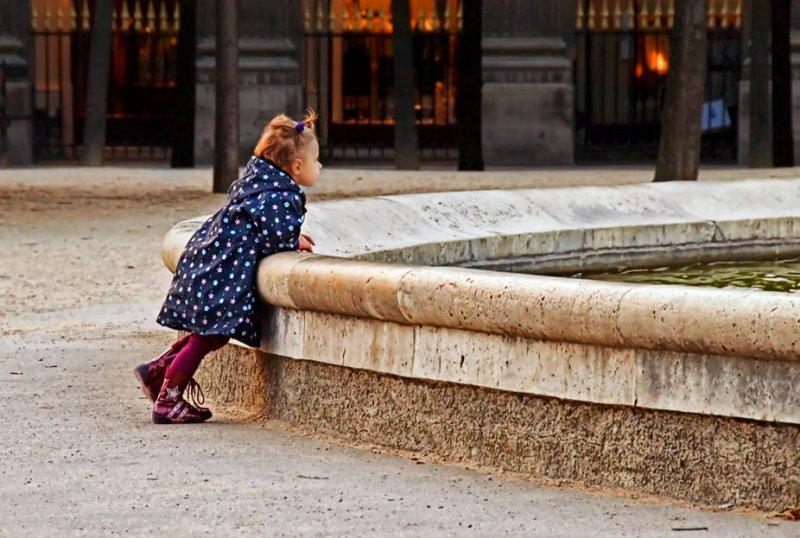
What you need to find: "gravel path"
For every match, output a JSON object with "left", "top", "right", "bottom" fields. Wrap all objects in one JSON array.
[{"left": 1, "top": 166, "right": 797, "bottom": 537}]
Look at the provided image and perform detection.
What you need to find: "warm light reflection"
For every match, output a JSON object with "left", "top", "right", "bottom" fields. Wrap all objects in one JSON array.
[
  {"left": 647, "top": 49, "right": 669, "bottom": 75},
  {"left": 328, "top": 0, "right": 458, "bottom": 33},
  {"left": 636, "top": 34, "right": 670, "bottom": 78}
]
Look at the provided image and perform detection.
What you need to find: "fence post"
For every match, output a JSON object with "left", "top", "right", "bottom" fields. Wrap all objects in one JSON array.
[
  {"left": 172, "top": 0, "right": 197, "bottom": 168},
  {"left": 391, "top": 0, "right": 419, "bottom": 170},
  {"left": 0, "top": 24, "right": 32, "bottom": 165},
  {"left": 748, "top": 0, "right": 772, "bottom": 167},
  {"left": 0, "top": 61, "right": 6, "bottom": 167},
  {"left": 213, "top": 0, "right": 239, "bottom": 193},
  {"left": 81, "top": 0, "right": 114, "bottom": 165}
]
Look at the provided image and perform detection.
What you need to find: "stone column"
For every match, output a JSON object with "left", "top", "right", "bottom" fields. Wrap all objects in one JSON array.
[
  {"left": 740, "top": 38, "right": 800, "bottom": 166},
  {"left": 194, "top": 0, "right": 302, "bottom": 165},
  {"left": 0, "top": 0, "right": 32, "bottom": 165},
  {"left": 792, "top": 31, "right": 800, "bottom": 164},
  {"left": 482, "top": 37, "right": 573, "bottom": 166}
]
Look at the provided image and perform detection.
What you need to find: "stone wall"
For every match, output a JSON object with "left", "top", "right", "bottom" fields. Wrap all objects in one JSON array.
[
  {"left": 193, "top": 0, "right": 303, "bottom": 165},
  {"left": 194, "top": 38, "right": 302, "bottom": 165},
  {"left": 196, "top": 346, "right": 800, "bottom": 511},
  {"left": 738, "top": 30, "right": 800, "bottom": 165},
  {"left": 482, "top": 38, "right": 574, "bottom": 166}
]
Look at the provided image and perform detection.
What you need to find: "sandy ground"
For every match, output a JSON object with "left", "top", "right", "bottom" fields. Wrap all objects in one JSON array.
[{"left": 1, "top": 165, "right": 799, "bottom": 537}]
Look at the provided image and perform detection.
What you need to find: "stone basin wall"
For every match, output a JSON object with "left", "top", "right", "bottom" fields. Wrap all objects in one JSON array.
[{"left": 163, "top": 179, "right": 800, "bottom": 510}]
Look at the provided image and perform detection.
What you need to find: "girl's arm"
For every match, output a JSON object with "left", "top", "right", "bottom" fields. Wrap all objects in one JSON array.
[{"left": 256, "top": 192, "right": 306, "bottom": 255}]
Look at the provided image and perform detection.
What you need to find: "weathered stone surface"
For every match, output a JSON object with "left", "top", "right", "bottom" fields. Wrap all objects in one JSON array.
[
  {"left": 304, "top": 312, "right": 415, "bottom": 376},
  {"left": 282, "top": 256, "right": 415, "bottom": 322},
  {"left": 254, "top": 250, "right": 314, "bottom": 309},
  {"left": 166, "top": 179, "right": 800, "bottom": 265},
  {"left": 636, "top": 350, "right": 800, "bottom": 423},
  {"left": 195, "top": 340, "right": 270, "bottom": 417},
  {"left": 195, "top": 346, "right": 800, "bottom": 512},
  {"left": 412, "top": 326, "right": 635, "bottom": 405},
  {"left": 258, "top": 254, "right": 800, "bottom": 368},
  {"left": 261, "top": 305, "right": 304, "bottom": 359},
  {"left": 396, "top": 268, "right": 632, "bottom": 348},
  {"left": 260, "top": 304, "right": 800, "bottom": 424},
  {"left": 616, "top": 285, "right": 800, "bottom": 361}
]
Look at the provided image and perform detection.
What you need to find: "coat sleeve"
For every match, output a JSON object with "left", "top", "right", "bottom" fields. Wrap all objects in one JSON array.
[{"left": 255, "top": 191, "right": 306, "bottom": 256}]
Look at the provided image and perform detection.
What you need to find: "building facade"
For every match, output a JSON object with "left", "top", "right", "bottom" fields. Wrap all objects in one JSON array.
[{"left": 0, "top": 0, "right": 798, "bottom": 167}]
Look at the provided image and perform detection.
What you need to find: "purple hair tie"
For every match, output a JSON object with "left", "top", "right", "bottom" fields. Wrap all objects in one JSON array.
[{"left": 295, "top": 121, "right": 305, "bottom": 132}]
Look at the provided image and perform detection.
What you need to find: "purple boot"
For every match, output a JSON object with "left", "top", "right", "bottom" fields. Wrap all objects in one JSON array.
[
  {"left": 133, "top": 335, "right": 191, "bottom": 401},
  {"left": 152, "top": 377, "right": 213, "bottom": 424}
]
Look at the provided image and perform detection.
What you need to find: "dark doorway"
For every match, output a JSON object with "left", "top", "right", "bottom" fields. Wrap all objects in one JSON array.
[
  {"left": 29, "top": 0, "right": 194, "bottom": 162},
  {"left": 302, "top": 0, "right": 461, "bottom": 161}
]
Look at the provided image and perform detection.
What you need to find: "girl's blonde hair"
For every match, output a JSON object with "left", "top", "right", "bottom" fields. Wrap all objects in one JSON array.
[{"left": 253, "top": 109, "right": 318, "bottom": 170}]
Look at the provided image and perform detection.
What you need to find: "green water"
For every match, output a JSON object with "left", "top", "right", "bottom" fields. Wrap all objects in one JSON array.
[{"left": 572, "top": 257, "right": 800, "bottom": 293}]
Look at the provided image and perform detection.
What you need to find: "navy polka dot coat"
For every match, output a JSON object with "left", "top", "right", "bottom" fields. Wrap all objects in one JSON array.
[{"left": 157, "top": 156, "right": 306, "bottom": 347}]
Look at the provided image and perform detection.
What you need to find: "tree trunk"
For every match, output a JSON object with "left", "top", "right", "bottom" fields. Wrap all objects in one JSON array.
[
  {"left": 171, "top": 0, "right": 197, "bottom": 168},
  {"left": 391, "top": 0, "right": 419, "bottom": 170},
  {"left": 771, "top": 0, "right": 794, "bottom": 167},
  {"left": 653, "top": 0, "right": 708, "bottom": 182},
  {"left": 213, "top": 0, "right": 240, "bottom": 193},
  {"left": 81, "top": 1, "right": 114, "bottom": 166},
  {"left": 749, "top": 0, "right": 772, "bottom": 167},
  {"left": 457, "top": 0, "right": 484, "bottom": 171}
]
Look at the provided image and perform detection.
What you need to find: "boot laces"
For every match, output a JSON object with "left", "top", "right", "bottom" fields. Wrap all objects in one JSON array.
[{"left": 185, "top": 379, "right": 206, "bottom": 408}]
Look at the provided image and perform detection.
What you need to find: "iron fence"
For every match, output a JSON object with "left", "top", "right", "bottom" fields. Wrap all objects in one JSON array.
[
  {"left": 303, "top": 1, "right": 461, "bottom": 161},
  {"left": 0, "top": 61, "right": 7, "bottom": 165},
  {"left": 574, "top": 0, "right": 743, "bottom": 162},
  {"left": 30, "top": 0, "right": 181, "bottom": 162}
]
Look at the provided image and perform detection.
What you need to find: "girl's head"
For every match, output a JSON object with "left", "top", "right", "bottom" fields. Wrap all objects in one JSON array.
[{"left": 254, "top": 109, "right": 322, "bottom": 187}]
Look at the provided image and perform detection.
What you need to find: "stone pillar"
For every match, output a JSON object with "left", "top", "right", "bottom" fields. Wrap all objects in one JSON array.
[
  {"left": 793, "top": 32, "right": 800, "bottom": 164},
  {"left": 0, "top": 0, "right": 32, "bottom": 166},
  {"left": 482, "top": 37, "right": 573, "bottom": 166},
  {"left": 194, "top": 0, "right": 302, "bottom": 165},
  {"left": 740, "top": 24, "right": 800, "bottom": 165}
]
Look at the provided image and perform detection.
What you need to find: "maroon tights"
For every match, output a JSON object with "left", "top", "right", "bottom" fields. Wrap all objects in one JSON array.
[{"left": 166, "top": 333, "right": 229, "bottom": 382}]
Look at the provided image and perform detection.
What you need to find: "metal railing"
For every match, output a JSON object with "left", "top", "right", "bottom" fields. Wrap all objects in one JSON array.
[
  {"left": 303, "top": 0, "right": 462, "bottom": 161},
  {"left": 30, "top": 0, "right": 181, "bottom": 162},
  {"left": 574, "top": 0, "right": 743, "bottom": 162}
]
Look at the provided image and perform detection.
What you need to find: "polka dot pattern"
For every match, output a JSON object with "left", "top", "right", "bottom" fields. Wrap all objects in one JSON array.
[{"left": 157, "top": 156, "right": 306, "bottom": 347}]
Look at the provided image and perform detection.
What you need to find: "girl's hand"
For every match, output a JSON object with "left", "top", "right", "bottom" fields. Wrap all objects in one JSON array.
[{"left": 298, "top": 233, "right": 315, "bottom": 253}]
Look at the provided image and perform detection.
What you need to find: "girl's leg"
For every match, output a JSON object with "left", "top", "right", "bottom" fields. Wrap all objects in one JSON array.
[
  {"left": 153, "top": 334, "right": 229, "bottom": 424},
  {"left": 133, "top": 334, "right": 192, "bottom": 401}
]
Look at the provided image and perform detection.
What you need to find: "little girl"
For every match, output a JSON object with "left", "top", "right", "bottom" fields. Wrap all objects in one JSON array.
[{"left": 134, "top": 110, "right": 321, "bottom": 424}]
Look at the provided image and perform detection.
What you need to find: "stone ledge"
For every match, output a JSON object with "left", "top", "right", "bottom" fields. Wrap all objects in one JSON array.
[
  {"left": 162, "top": 179, "right": 800, "bottom": 425},
  {"left": 164, "top": 179, "right": 800, "bottom": 264},
  {"left": 260, "top": 307, "right": 800, "bottom": 425},
  {"left": 249, "top": 254, "right": 800, "bottom": 365}
]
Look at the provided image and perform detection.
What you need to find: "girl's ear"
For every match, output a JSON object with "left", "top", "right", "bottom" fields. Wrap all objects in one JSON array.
[{"left": 291, "top": 158, "right": 303, "bottom": 177}]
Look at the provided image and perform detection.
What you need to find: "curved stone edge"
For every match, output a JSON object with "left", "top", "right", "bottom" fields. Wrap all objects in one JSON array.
[
  {"left": 162, "top": 212, "right": 800, "bottom": 363},
  {"left": 163, "top": 179, "right": 800, "bottom": 266},
  {"left": 257, "top": 253, "right": 800, "bottom": 364},
  {"left": 260, "top": 306, "right": 800, "bottom": 425}
]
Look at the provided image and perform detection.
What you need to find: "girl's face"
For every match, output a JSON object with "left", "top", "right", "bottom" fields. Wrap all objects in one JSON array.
[{"left": 291, "top": 139, "right": 322, "bottom": 188}]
